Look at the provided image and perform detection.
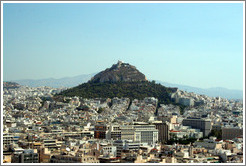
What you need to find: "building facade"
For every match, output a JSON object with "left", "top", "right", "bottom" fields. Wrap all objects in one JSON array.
[
  {"left": 182, "top": 118, "right": 211, "bottom": 137},
  {"left": 153, "top": 121, "right": 169, "bottom": 144},
  {"left": 222, "top": 127, "right": 243, "bottom": 140},
  {"left": 133, "top": 125, "right": 158, "bottom": 145}
]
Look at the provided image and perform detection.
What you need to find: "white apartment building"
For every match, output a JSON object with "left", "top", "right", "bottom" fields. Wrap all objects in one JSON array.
[{"left": 134, "top": 125, "right": 158, "bottom": 145}]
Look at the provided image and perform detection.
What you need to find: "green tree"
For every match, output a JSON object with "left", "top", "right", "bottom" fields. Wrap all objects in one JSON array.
[{"left": 98, "top": 107, "right": 105, "bottom": 114}]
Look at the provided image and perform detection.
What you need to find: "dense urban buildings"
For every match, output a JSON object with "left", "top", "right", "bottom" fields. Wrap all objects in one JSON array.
[{"left": 2, "top": 83, "right": 243, "bottom": 163}]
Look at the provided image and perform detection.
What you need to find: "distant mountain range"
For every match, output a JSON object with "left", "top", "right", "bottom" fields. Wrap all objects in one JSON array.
[
  {"left": 9, "top": 71, "right": 243, "bottom": 100},
  {"left": 11, "top": 73, "right": 95, "bottom": 88},
  {"left": 156, "top": 81, "right": 243, "bottom": 100}
]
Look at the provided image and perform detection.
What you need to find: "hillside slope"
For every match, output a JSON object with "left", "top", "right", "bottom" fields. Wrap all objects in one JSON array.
[{"left": 59, "top": 81, "right": 178, "bottom": 105}]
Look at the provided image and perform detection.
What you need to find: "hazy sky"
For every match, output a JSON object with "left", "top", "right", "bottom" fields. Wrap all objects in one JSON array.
[{"left": 3, "top": 3, "right": 244, "bottom": 90}]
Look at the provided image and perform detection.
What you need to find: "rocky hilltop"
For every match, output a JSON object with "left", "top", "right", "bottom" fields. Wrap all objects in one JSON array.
[{"left": 90, "top": 61, "right": 147, "bottom": 83}]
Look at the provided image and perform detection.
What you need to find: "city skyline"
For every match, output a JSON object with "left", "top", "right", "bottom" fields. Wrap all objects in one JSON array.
[
  {"left": 3, "top": 2, "right": 244, "bottom": 90},
  {"left": 2, "top": 2, "right": 245, "bottom": 164}
]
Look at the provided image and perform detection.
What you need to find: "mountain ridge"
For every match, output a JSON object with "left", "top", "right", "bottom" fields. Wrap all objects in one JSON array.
[{"left": 10, "top": 73, "right": 95, "bottom": 88}]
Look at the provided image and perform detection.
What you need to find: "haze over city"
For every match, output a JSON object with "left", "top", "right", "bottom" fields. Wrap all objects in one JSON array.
[{"left": 3, "top": 3, "right": 244, "bottom": 90}]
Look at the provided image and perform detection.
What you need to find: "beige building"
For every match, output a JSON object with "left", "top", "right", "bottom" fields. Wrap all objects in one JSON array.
[
  {"left": 50, "top": 154, "right": 99, "bottom": 163},
  {"left": 121, "top": 125, "right": 135, "bottom": 141},
  {"left": 39, "top": 147, "right": 51, "bottom": 163}
]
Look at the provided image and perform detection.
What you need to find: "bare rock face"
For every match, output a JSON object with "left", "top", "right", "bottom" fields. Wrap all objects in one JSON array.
[{"left": 90, "top": 61, "right": 147, "bottom": 83}]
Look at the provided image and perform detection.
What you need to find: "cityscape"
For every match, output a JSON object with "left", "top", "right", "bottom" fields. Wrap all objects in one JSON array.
[
  {"left": 2, "top": 61, "right": 244, "bottom": 163},
  {"left": 2, "top": 1, "right": 244, "bottom": 164}
]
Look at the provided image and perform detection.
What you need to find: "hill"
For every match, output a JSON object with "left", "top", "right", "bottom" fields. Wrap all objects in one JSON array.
[
  {"left": 58, "top": 61, "right": 178, "bottom": 105},
  {"left": 3, "top": 81, "right": 20, "bottom": 89},
  {"left": 90, "top": 61, "right": 147, "bottom": 83},
  {"left": 59, "top": 81, "right": 178, "bottom": 105}
]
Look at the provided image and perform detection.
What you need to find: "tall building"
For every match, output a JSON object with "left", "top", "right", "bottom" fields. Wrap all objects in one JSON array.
[
  {"left": 133, "top": 124, "right": 158, "bottom": 145},
  {"left": 152, "top": 121, "right": 169, "bottom": 144},
  {"left": 94, "top": 124, "right": 107, "bottom": 139},
  {"left": 182, "top": 117, "right": 211, "bottom": 137}
]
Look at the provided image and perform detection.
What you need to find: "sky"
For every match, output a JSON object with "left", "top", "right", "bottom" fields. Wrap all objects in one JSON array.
[{"left": 3, "top": 2, "right": 244, "bottom": 90}]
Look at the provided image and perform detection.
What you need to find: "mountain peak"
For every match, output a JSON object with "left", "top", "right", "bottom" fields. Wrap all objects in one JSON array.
[{"left": 90, "top": 61, "right": 147, "bottom": 83}]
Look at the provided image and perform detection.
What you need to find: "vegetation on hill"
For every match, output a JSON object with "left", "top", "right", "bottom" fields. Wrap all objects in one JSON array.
[{"left": 58, "top": 81, "right": 178, "bottom": 105}]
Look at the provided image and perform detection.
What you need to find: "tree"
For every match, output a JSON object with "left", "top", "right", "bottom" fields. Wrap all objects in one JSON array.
[
  {"left": 98, "top": 107, "right": 105, "bottom": 114},
  {"left": 209, "top": 129, "right": 222, "bottom": 139}
]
